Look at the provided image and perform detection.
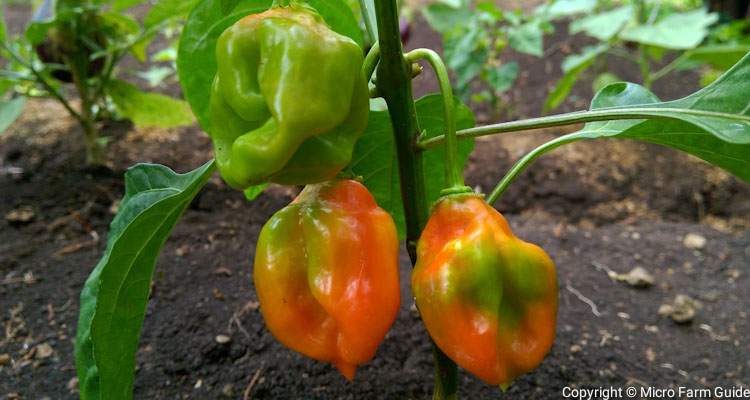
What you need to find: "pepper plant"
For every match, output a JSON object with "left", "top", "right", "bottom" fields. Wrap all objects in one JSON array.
[
  {"left": 74, "top": 0, "right": 750, "bottom": 398},
  {"left": 0, "top": 0, "right": 196, "bottom": 165}
]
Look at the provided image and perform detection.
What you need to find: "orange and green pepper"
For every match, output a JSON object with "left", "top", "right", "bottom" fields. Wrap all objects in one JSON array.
[
  {"left": 209, "top": 4, "right": 369, "bottom": 189},
  {"left": 253, "top": 179, "right": 400, "bottom": 380},
  {"left": 412, "top": 194, "right": 558, "bottom": 387}
]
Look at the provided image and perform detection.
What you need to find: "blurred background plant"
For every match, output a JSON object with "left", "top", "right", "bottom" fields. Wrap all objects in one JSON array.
[
  {"left": 417, "top": 0, "right": 553, "bottom": 117},
  {"left": 407, "top": 0, "right": 749, "bottom": 115},
  {"left": 0, "top": 0, "right": 196, "bottom": 166},
  {"left": 540, "top": 0, "right": 750, "bottom": 112}
]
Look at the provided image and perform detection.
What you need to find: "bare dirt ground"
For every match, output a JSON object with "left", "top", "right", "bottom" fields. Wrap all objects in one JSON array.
[{"left": 1, "top": 2, "right": 749, "bottom": 399}]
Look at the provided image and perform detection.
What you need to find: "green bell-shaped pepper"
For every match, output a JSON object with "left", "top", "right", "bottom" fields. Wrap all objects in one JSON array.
[{"left": 209, "top": 4, "right": 369, "bottom": 189}]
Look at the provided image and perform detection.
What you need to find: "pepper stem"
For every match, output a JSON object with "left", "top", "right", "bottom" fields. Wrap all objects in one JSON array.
[
  {"left": 363, "top": 42, "right": 380, "bottom": 83},
  {"left": 405, "top": 48, "right": 468, "bottom": 194}
]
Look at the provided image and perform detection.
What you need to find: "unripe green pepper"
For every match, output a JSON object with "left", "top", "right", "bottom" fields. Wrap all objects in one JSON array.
[
  {"left": 412, "top": 194, "right": 558, "bottom": 387},
  {"left": 209, "top": 4, "right": 369, "bottom": 189}
]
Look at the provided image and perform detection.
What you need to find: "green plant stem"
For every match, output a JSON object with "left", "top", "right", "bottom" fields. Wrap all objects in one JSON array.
[
  {"left": 69, "top": 55, "right": 104, "bottom": 166},
  {"left": 405, "top": 48, "right": 465, "bottom": 191},
  {"left": 358, "top": 0, "right": 378, "bottom": 43},
  {"left": 418, "top": 107, "right": 750, "bottom": 149},
  {"left": 650, "top": 52, "right": 688, "bottom": 83},
  {"left": 363, "top": 42, "right": 380, "bottom": 82},
  {"left": 0, "top": 42, "right": 83, "bottom": 123},
  {"left": 638, "top": 45, "right": 652, "bottom": 89},
  {"left": 487, "top": 132, "right": 582, "bottom": 204},
  {"left": 374, "top": 2, "right": 458, "bottom": 399}
]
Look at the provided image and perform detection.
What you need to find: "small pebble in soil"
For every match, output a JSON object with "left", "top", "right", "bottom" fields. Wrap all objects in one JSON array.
[
  {"left": 683, "top": 233, "right": 707, "bottom": 250},
  {"left": 215, "top": 334, "right": 231, "bottom": 344},
  {"left": 67, "top": 377, "right": 78, "bottom": 393},
  {"left": 35, "top": 343, "right": 53, "bottom": 359},
  {"left": 5, "top": 206, "right": 35, "bottom": 224},
  {"left": 659, "top": 294, "right": 701, "bottom": 324},
  {"left": 615, "top": 267, "right": 654, "bottom": 288}
]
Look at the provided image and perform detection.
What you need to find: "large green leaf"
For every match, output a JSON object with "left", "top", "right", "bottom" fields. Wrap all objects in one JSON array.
[
  {"left": 495, "top": 52, "right": 750, "bottom": 201},
  {"left": 544, "top": 44, "right": 609, "bottom": 112},
  {"left": 350, "top": 95, "right": 475, "bottom": 238},
  {"left": 570, "top": 52, "right": 750, "bottom": 180},
  {"left": 177, "top": 0, "right": 363, "bottom": 130},
  {"left": 570, "top": 5, "right": 633, "bottom": 41},
  {"left": 75, "top": 161, "right": 215, "bottom": 400},
  {"left": 108, "top": 79, "right": 194, "bottom": 129},
  {"left": 621, "top": 9, "right": 718, "bottom": 50},
  {"left": 0, "top": 97, "right": 26, "bottom": 134}
]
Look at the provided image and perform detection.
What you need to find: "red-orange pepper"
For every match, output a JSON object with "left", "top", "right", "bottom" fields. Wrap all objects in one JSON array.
[
  {"left": 412, "top": 194, "right": 558, "bottom": 387},
  {"left": 253, "top": 179, "right": 400, "bottom": 380}
]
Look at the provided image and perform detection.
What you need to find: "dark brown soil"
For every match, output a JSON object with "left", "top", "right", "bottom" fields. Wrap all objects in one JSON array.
[{"left": 1, "top": 3, "right": 749, "bottom": 400}]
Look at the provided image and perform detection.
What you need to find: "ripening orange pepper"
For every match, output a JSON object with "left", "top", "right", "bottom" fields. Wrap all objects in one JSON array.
[
  {"left": 253, "top": 179, "right": 400, "bottom": 380},
  {"left": 412, "top": 194, "right": 558, "bottom": 387}
]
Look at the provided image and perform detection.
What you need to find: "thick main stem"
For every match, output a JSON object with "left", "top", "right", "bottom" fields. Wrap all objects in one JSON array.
[{"left": 374, "top": 2, "right": 458, "bottom": 399}]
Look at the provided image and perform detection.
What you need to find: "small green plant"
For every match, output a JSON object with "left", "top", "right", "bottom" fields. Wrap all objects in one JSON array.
[
  {"left": 420, "top": 0, "right": 552, "bottom": 116},
  {"left": 0, "top": 0, "right": 197, "bottom": 165},
  {"left": 542, "top": 0, "right": 750, "bottom": 112}
]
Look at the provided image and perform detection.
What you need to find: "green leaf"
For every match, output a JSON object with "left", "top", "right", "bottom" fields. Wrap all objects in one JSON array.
[
  {"left": 26, "top": 0, "right": 58, "bottom": 45},
  {"left": 570, "top": 5, "right": 633, "bottom": 41},
  {"left": 571, "top": 52, "right": 750, "bottom": 180},
  {"left": 535, "top": 0, "right": 596, "bottom": 19},
  {"left": 113, "top": 0, "right": 145, "bottom": 11},
  {"left": 0, "top": 6, "right": 7, "bottom": 44},
  {"left": 350, "top": 95, "right": 475, "bottom": 238},
  {"left": 544, "top": 44, "right": 609, "bottom": 112},
  {"left": 75, "top": 161, "right": 215, "bottom": 400},
  {"left": 108, "top": 79, "right": 194, "bottom": 128},
  {"left": 243, "top": 183, "right": 268, "bottom": 201},
  {"left": 177, "top": 0, "right": 362, "bottom": 130},
  {"left": 444, "top": 23, "right": 489, "bottom": 91},
  {"left": 621, "top": 9, "right": 719, "bottom": 50},
  {"left": 486, "top": 61, "right": 518, "bottom": 94},
  {"left": 684, "top": 44, "right": 750, "bottom": 70},
  {"left": 0, "top": 97, "right": 26, "bottom": 134},
  {"left": 145, "top": 0, "right": 201, "bottom": 28},
  {"left": 422, "top": 2, "right": 473, "bottom": 34},
  {"left": 507, "top": 21, "right": 544, "bottom": 57},
  {"left": 592, "top": 72, "right": 620, "bottom": 93},
  {"left": 136, "top": 67, "right": 173, "bottom": 87}
]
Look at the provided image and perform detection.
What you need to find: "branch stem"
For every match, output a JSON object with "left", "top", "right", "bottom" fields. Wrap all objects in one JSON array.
[
  {"left": 418, "top": 107, "right": 750, "bottom": 149},
  {"left": 405, "top": 48, "right": 465, "bottom": 191},
  {"left": 374, "top": 2, "right": 458, "bottom": 399}
]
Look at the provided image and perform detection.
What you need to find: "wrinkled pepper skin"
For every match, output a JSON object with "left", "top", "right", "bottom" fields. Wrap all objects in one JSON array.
[
  {"left": 253, "top": 179, "right": 400, "bottom": 380},
  {"left": 412, "top": 195, "right": 558, "bottom": 386},
  {"left": 209, "top": 5, "right": 369, "bottom": 189}
]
